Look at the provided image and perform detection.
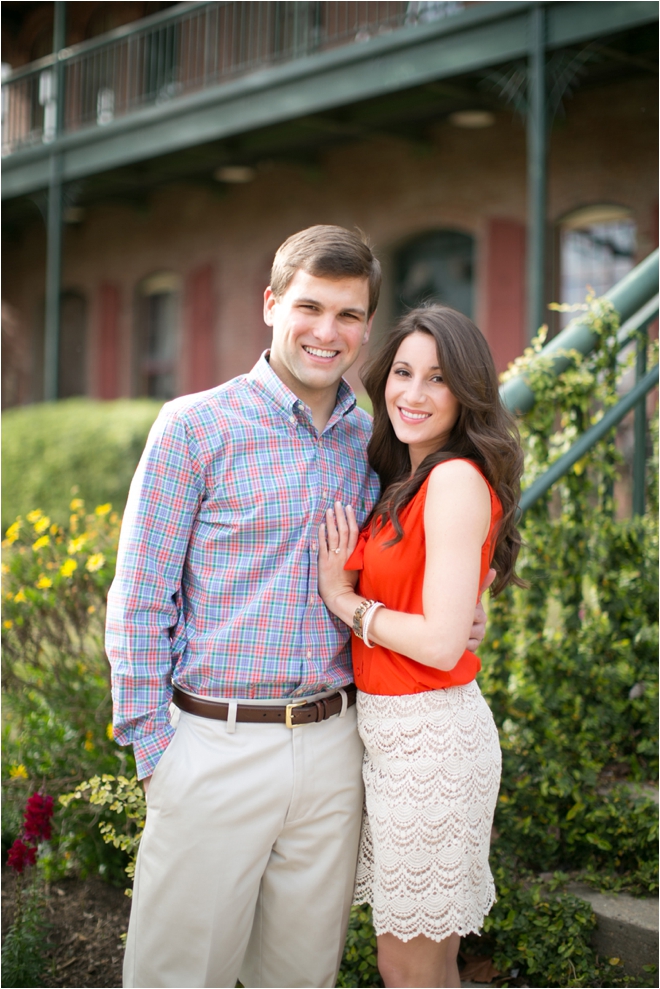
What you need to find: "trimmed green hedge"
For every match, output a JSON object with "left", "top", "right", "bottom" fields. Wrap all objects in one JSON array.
[{"left": 2, "top": 399, "right": 162, "bottom": 532}]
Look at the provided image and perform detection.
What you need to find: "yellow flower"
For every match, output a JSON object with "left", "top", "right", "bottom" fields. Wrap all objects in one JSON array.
[
  {"left": 9, "top": 764, "right": 28, "bottom": 779},
  {"left": 84, "top": 730, "right": 95, "bottom": 752},
  {"left": 33, "top": 515, "right": 51, "bottom": 534},
  {"left": 106, "top": 722, "right": 114, "bottom": 740},
  {"left": 26, "top": 510, "right": 43, "bottom": 524},
  {"left": 32, "top": 535, "right": 50, "bottom": 551},
  {"left": 87, "top": 605, "right": 96, "bottom": 614},
  {"left": 69, "top": 514, "right": 79, "bottom": 533},
  {"left": 35, "top": 574, "right": 52, "bottom": 589},
  {"left": 13, "top": 589, "right": 27, "bottom": 603},
  {"left": 95, "top": 503, "right": 112, "bottom": 516},
  {"left": 86, "top": 553, "right": 106, "bottom": 572},
  {"left": 4, "top": 521, "right": 21, "bottom": 544},
  {"left": 50, "top": 523, "right": 59, "bottom": 535},
  {"left": 3, "top": 620, "right": 13, "bottom": 629},
  {"left": 70, "top": 498, "right": 84, "bottom": 511},
  {"left": 2, "top": 563, "right": 9, "bottom": 574},
  {"left": 60, "top": 558, "right": 78, "bottom": 578},
  {"left": 68, "top": 535, "right": 88, "bottom": 554}
]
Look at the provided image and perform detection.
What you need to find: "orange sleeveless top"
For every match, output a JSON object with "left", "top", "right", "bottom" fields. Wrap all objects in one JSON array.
[{"left": 346, "top": 459, "right": 503, "bottom": 695}]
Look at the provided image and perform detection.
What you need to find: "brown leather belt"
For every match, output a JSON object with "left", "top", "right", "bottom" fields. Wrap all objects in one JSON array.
[{"left": 172, "top": 683, "right": 357, "bottom": 728}]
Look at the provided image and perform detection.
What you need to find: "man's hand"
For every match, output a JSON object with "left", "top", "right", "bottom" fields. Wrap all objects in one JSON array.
[
  {"left": 467, "top": 568, "right": 496, "bottom": 651},
  {"left": 142, "top": 776, "right": 151, "bottom": 796}
]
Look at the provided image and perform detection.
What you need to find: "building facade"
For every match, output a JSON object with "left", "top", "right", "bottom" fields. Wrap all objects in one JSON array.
[{"left": 2, "top": 1, "right": 658, "bottom": 407}]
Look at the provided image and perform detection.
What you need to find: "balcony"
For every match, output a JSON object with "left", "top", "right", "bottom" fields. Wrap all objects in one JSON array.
[
  {"left": 2, "top": 0, "right": 656, "bottom": 202},
  {"left": 2, "top": 1, "right": 468, "bottom": 158}
]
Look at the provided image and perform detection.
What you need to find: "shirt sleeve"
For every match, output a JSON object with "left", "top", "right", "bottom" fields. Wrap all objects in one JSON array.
[{"left": 106, "top": 405, "right": 205, "bottom": 778}]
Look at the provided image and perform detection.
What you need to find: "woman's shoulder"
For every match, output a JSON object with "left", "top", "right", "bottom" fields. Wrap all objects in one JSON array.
[
  {"left": 424, "top": 458, "right": 492, "bottom": 517},
  {"left": 426, "top": 458, "right": 490, "bottom": 492}
]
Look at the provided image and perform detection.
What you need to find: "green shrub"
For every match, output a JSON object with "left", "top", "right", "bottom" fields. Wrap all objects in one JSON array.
[
  {"left": 60, "top": 774, "right": 146, "bottom": 894},
  {"left": 1, "top": 398, "right": 161, "bottom": 531},
  {"left": 480, "top": 300, "right": 658, "bottom": 900},
  {"left": 337, "top": 905, "right": 382, "bottom": 987},
  {"left": 484, "top": 876, "right": 598, "bottom": 986},
  {"left": 1, "top": 878, "right": 50, "bottom": 988},
  {"left": 2, "top": 500, "right": 135, "bottom": 882}
]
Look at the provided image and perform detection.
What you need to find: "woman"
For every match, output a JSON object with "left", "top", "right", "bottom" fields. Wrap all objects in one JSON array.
[{"left": 318, "top": 305, "right": 523, "bottom": 989}]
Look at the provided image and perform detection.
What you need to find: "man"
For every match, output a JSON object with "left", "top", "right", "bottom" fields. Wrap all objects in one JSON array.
[{"left": 107, "top": 225, "right": 488, "bottom": 989}]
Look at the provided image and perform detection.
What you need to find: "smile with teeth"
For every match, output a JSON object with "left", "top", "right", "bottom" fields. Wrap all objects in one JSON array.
[
  {"left": 399, "top": 406, "right": 431, "bottom": 422},
  {"left": 303, "top": 345, "right": 339, "bottom": 359}
]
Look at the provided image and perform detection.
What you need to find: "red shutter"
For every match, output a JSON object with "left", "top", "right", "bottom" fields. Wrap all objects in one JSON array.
[
  {"left": 483, "top": 219, "right": 526, "bottom": 373},
  {"left": 98, "top": 282, "right": 120, "bottom": 399},
  {"left": 184, "top": 264, "right": 216, "bottom": 393}
]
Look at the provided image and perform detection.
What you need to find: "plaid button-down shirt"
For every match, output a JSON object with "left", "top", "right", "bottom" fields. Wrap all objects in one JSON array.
[{"left": 106, "top": 354, "right": 379, "bottom": 777}]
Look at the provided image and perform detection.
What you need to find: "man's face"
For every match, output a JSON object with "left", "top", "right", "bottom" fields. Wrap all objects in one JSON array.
[{"left": 264, "top": 269, "right": 373, "bottom": 405}]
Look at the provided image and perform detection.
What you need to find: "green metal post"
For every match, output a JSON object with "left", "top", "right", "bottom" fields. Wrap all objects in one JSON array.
[
  {"left": 43, "top": 2, "right": 66, "bottom": 402},
  {"left": 526, "top": 3, "right": 546, "bottom": 342},
  {"left": 632, "top": 324, "right": 648, "bottom": 515}
]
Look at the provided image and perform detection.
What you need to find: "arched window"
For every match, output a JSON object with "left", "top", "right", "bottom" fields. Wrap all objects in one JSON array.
[
  {"left": 135, "top": 272, "right": 181, "bottom": 400},
  {"left": 558, "top": 205, "right": 636, "bottom": 327},
  {"left": 394, "top": 230, "right": 475, "bottom": 319},
  {"left": 31, "top": 291, "right": 88, "bottom": 401}
]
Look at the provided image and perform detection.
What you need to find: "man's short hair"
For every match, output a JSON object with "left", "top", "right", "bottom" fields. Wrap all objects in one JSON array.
[{"left": 270, "top": 225, "right": 381, "bottom": 317}]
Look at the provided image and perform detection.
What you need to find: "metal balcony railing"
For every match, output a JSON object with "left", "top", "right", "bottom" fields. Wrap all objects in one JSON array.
[{"left": 1, "top": 0, "right": 465, "bottom": 157}]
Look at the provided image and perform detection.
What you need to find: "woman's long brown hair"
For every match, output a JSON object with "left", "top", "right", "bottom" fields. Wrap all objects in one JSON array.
[{"left": 361, "top": 305, "right": 524, "bottom": 595}]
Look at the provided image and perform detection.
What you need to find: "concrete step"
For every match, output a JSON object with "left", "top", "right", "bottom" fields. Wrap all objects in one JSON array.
[{"left": 567, "top": 883, "right": 658, "bottom": 983}]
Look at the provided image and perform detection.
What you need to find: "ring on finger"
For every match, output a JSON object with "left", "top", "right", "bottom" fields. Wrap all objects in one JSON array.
[{"left": 333, "top": 548, "right": 341, "bottom": 554}]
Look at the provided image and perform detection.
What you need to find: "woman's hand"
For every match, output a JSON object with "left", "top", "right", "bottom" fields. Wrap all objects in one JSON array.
[{"left": 318, "top": 502, "right": 359, "bottom": 617}]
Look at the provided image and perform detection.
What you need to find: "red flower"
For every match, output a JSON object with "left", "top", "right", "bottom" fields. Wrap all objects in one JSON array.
[
  {"left": 23, "top": 793, "right": 54, "bottom": 843},
  {"left": 7, "top": 838, "right": 37, "bottom": 874}
]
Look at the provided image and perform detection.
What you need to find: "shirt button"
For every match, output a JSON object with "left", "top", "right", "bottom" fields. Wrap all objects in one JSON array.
[
  {"left": 289, "top": 416, "right": 296, "bottom": 424},
  {"left": 307, "top": 649, "right": 312, "bottom": 659}
]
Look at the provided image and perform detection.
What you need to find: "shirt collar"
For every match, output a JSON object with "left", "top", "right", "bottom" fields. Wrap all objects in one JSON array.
[{"left": 248, "top": 351, "right": 357, "bottom": 427}]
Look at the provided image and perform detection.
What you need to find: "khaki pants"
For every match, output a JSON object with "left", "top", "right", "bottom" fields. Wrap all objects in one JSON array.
[{"left": 123, "top": 704, "right": 364, "bottom": 988}]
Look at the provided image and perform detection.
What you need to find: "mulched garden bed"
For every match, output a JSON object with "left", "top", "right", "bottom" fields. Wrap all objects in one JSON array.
[{"left": 2, "top": 868, "right": 130, "bottom": 988}]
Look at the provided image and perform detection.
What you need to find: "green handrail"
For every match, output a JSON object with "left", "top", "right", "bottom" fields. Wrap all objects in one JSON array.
[
  {"left": 617, "top": 293, "right": 658, "bottom": 350},
  {"left": 501, "top": 249, "right": 659, "bottom": 415},
  {"left": 505, "top": 250, "right": 659, "bottom": 515},
  {"left": 519, "top": 364, "right": 659, "bottom": 512}
]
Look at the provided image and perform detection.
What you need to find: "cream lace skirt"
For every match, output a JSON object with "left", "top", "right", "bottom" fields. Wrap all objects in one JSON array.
[{"left": 354, "top": 681, "right": 502, "bottom": 942}]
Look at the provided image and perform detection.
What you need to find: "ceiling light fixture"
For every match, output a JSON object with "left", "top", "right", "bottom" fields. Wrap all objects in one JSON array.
[
  {"left": 213, "top": 165, "right": 257, "bottom": 183},
  {"left": 63, "top": 206, "right": 85, "bottom": 223},
  {"left": 448, "top": 110, "right": 495, "bottom": 129}
]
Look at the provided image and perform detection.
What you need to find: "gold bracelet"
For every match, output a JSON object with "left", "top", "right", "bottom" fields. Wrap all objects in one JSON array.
[{"left": 352, "top": 599, "right": 375, "bottom": 640}]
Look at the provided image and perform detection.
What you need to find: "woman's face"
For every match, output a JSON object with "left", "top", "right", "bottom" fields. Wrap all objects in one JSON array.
[{"left": 385, "top": 331, "right": 460, "bottom": 470}]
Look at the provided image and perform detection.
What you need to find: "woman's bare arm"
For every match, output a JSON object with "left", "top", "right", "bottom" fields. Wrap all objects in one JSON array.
[{"left": 318, "top": 461, "right": 491, "bottom": 670}]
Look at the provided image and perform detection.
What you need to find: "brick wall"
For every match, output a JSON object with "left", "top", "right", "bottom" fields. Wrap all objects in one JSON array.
[{"left": 2, "top": 74, "right": 657, "bottom": 403}]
